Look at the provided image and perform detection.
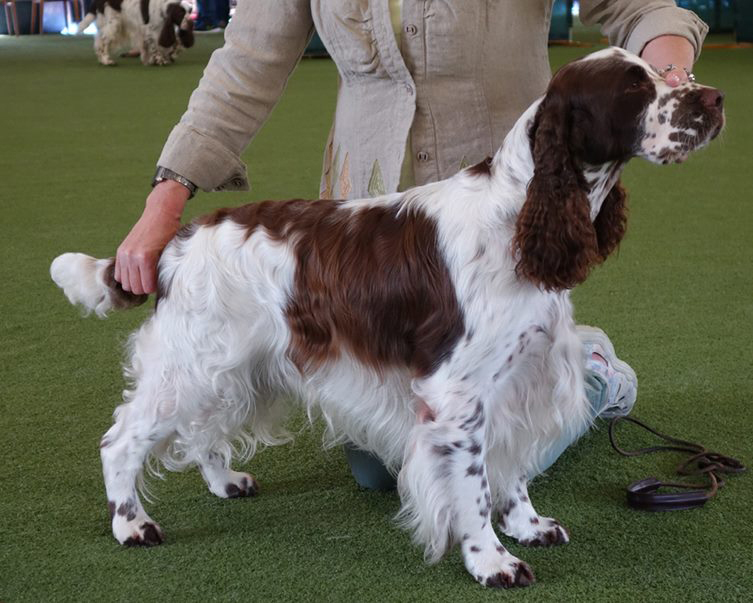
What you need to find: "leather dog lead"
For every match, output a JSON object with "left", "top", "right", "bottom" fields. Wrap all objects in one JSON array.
[{"left": 608, "top": 416, "right": 745, "bottom": 511}]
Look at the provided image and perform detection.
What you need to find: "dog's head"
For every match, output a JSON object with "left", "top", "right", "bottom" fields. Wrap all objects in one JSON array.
[
  {"left": 514, "top": 47, "right": 725, "bottom": 291},
  {"left": 159, "top": 2, "right": 195, "bottom": 51}
]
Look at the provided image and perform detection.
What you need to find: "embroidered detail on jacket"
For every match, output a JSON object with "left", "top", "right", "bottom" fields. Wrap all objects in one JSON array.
[
  {"left": 339, "top": 152, "right": 352, "bottom": 198},
  {"left": 368, "top": 159, "right": 385, "bottom": 197},
  {"left": 330, "top": 145, "right": 341, "bottom": 199},
  {"left": 321, "top": 139, "right": 334, "bottom": 199}
]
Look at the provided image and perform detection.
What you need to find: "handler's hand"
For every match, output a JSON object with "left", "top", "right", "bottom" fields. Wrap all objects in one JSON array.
[
  {"left": 641, "top": 35, "right": 696, "bottom": 88},
  {"left": 115, "top": 180, "right": 190, "bottom": 295}
]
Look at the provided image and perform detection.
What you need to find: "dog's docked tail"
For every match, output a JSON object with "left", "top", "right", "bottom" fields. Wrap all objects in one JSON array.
[{"left": 50, "top": 253, "right": 147, "bottom": 317}]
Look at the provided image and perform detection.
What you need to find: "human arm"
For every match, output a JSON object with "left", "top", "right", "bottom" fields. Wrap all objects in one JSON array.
[
  {"left": 640, "top": 35, "right": 695, "bottom": 87},
  {"left": 578, "top": 0, "right": 708, "bottom": 85},
  {"left": 115, "top": 180, "right": 189, "bottom": 295},
  {"left": 116, "top": 0, "right": 315, "bottom": 294}
]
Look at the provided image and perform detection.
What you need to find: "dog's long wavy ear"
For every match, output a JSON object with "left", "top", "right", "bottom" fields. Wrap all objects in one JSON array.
[
  {"left": 159, "top": 4, "right": 185, "bottom": 48},
  {"left": 594, "top": 180, "right": 628, "bottom": 261},
  {"left": 513, "top": 91, "right": 599, "bottom": 291},
  {"left": 178, "top": 17, "right": 194, "bottom": 48}
]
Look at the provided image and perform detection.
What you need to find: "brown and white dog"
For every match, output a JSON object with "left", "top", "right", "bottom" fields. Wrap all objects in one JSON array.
[
  {"left": 78, "top": 0, "right": 194, "bottom": 66},
  {"left": 51, "top": 49, "right": 724, "bottom": 587}
]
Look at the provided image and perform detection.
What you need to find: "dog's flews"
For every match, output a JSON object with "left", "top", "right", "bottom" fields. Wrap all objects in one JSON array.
[
  {"left": 78, "top": 0, "right": 194, "bottom": 66},
  {"left": 51, "top": 48, "right": 723, "bottom": 588}
]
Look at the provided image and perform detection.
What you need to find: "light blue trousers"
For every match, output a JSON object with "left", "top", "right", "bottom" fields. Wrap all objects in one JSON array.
[{"left": 345, "top": 372, "right": 608, "bottom": 490}]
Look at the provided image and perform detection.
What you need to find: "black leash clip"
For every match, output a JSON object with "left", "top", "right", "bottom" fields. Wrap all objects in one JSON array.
[{"left": 609, "top": 416, "right": 745, "bottom": 512}]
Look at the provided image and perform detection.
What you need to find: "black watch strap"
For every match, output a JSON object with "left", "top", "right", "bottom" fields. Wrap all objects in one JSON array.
[{"left": 152, "top": 166, "right": 198, "bottom": 199}]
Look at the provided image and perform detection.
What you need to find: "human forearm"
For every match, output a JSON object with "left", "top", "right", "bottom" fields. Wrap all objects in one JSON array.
[
  {"left": 579, "top": 0, "right": 708, "bottom": 60},
  {"left": 115, "top": 181, "right": 190, "bottom": 294},
  {"left": 640, "top": 35, "right": 695, "bottom": 85},
  {"left": 159, "top": 0, "right": 315, "bottom": 192}
]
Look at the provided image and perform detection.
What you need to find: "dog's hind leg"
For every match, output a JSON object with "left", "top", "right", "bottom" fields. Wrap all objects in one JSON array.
[
  {"left": 398, "top": 389, "right": 534, "bottom": 589},
  {"left": 100, "top": 320, "right": 180, "bottom": 546},
  {"left": 198, "top": 452, "right": 259, "bottom": 499},
  {"left": 100, "top": 392, "right": 175, "bottom": 546}
]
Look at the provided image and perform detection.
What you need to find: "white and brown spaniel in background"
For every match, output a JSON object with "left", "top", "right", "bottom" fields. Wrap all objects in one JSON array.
[
  {"left": 51, "top": 49, "right": 724, "bottom": 588},
  {"left": 78, "top": 0, "right": 194, "bottom": 66}
]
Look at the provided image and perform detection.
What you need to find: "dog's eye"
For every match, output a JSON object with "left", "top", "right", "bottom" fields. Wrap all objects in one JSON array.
[{"left": 626, "top": 65, "right": 647, "bottom": 90}]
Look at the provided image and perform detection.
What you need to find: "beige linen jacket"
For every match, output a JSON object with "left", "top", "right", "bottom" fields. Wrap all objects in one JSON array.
[{"left": 157, "top": 0, "right": 708, "bottom": 200}]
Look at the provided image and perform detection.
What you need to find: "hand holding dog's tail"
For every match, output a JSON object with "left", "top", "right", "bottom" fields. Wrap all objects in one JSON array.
[{"left": 50, "top": 253, "right": 148, "bottom": 317}]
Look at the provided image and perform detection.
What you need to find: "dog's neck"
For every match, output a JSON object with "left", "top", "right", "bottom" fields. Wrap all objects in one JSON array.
[
  {"left": 490, "top": 99, "right": 626, "bottom": 221},
  {"left": 580, "top": 160, "right": 625, "bottom": 219}
]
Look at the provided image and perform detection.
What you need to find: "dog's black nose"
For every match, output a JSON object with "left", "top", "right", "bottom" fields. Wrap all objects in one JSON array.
[{"left": 701, "top": 88, "right": 724, "bottom": 109}]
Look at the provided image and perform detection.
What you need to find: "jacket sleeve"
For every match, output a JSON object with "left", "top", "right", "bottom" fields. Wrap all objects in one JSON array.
[
  {"left": 157, "top": 0, "right": 315, "bottom": 192},
  {"left": 579, "top": 0, "right": 708, "bottom": 61}
]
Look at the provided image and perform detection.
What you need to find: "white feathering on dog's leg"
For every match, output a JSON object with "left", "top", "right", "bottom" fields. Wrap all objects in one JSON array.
[{"left": 50, "top": 253, "right": 119, "bottom": 317}]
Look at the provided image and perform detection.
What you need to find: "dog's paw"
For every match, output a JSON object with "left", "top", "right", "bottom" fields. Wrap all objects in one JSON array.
[
  {"left": 483, "top": 561, "right": 535, "bottom": 588},
  {"left": 513, "top": 517, "right": 569, "bottom": 547},
  {"left": 112, "top": 516, "right": 164, "bottom": 546},
  {"left": 463, "top": 542, "right": 535, "bottom": 589},
  {"left": 122, "top": 521, "right": 165, "bottom": 547},
  {"left": 206, "top": 470, "right": 259, "bottom": 499},
  {"left": 109, "top": 498, "right": 164, "bottom": 546},
  {"left": 224, "top": 472, "right": 259, "bottom": 498}
]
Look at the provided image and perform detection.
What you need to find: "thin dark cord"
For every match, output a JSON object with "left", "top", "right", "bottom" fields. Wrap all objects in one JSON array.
[{"left": 608, "top": 416, "right": 745, "bottom": 510}]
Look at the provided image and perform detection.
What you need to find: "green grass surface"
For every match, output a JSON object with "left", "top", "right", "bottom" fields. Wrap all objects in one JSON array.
[{"left": 1, "top": 34, "right": 752, "bottom": 602}]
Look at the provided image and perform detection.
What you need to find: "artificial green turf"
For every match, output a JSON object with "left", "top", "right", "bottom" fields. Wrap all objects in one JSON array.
[{"left": 1, "top": 33, "right": 752, "bottom": 602}]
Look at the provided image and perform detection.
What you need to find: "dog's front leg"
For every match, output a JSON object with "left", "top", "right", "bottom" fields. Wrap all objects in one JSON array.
[
  {"left": 140, "top": 36, "right": 157, "bottom": 65},
  {"left": 398, "top": 391, "right": 534, "bottom": 588},
  {"left": 497, "top": 475, "right": 569, "bottom": 546},
  {"left": 94, "top": 31, "right": 115, "bottom": 66}
]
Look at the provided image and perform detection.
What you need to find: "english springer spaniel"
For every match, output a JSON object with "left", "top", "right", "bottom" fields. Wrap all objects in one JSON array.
[
  {"left": 51, "top": 48, "right": 724, "bottom": 588},
  {"left": 78, "top": 0, "right": 194, "bottom": 66}
]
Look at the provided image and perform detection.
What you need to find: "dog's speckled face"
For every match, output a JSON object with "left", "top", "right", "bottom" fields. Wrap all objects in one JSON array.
[
  {"left": 639, "top": 77, "right": 725, "bottom": 164},
  {"left": 566, "top": 47, "right": 725, "bottom": 166},
  {"left": 591, "top": 47, "right": 728, "bottom": 165}
]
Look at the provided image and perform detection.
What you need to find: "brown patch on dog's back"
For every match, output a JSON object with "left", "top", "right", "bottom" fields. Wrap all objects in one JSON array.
[{"left": 189, "top": 199, "right": 465, "bottom": 377}]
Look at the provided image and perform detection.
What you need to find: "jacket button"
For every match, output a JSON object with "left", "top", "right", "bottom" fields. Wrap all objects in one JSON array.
[
  {"left": 405, "top": 24, "right": 418, "bottom": 36},
  {"left": 416, "top": 151, "right": 430, "bottom": 162}
]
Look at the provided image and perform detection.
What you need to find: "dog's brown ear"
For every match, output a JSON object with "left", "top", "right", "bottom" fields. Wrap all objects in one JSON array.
[
  {"left": 140, "top": 0, "right": 150, "bottom": 24},
  {"left": 179, "top": 19, "right": 194, "bottom": 48},
  {"left": 594, "top": 180, "right": 627, "bottom": 260},
  {"left": 513, "top": 92, "right": 599, "bottom": 291},
  {"left": 159, "top": 4, "right": 185, "bottom": 48},
  {"left": 158, "top": 21, "right": 177, "bottom": 48}
]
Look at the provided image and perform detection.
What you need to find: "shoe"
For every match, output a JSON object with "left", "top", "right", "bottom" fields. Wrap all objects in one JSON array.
[{"left": 577, "top": 325, "right": 637, "bottom": 419}]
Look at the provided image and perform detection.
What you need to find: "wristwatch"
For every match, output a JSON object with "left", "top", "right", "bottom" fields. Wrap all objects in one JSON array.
[{"left": 152, "top": 166, "right": 198, "bottom": 199}]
